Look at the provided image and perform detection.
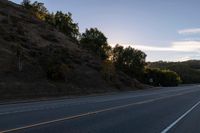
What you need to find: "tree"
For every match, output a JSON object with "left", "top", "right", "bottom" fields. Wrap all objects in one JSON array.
[
  {"left": 31, "top": 1, "right": 48, "bottom": 20},
  {"left": 21, "top": 1, "right": 79, "bottom": 40},
  {"left": 112, "top": 44, "right": 125, "bottom": 70},
  {"left": 112, "top": 44, "right": 146, "bottom": 79},
  {"left": 21, "top": 0, "right": 32, "bottom": 10},
  {"left": 80, "top": 28, "right": 111, "bottom": 60},
  {"left": 52, "top": 11, "right": 79, "bottom": 40},
  {"left": 21, "top": 0, "right": 48, "bottom": 20}
]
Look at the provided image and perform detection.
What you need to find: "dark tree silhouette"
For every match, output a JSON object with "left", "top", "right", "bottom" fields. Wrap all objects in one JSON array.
[
  {"left": 21, "top": 0, "right": 32, "bottom": 9},
  {"left": 80, "top": 28, "right": 111, "bottom": 60},
  {"left": 112, "top": 44, "right": 146, "bottom": 79},
  {"left": 21, "top": 1, "right": 79, "bottom": 41}
]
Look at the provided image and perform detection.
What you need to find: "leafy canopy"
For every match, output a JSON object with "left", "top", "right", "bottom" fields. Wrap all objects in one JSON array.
[
  {"left": 21, "top": 0, "right": 79, "bottom": 40},
  {"left": 46, "top": 11, "right": 79, "bottom": 40},
  {"left": 112, "top": 44, "right": 146, "bottom": 79},
  {"left": 80, "top": 28, "right": 111, "bottom": 60}
]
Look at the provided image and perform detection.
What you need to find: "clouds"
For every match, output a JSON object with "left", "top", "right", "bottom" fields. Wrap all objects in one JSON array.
[
  {"left": 133, "top": 41, "right": 200, "bottom": 61},
  {"left": 116, "top": 27, "right": 200, "bottom": 61},
  {"left": 178, "top": 28, "right": 200, "bottom": 35},
  {"left": 172, "top": 41, "right": 200, "bottom": 52},
  {"left": 132, "top": 28, "right": 200, "bottom": 53},
  {"left": 133, "top": 45, "right": 175, "bottom": 51},
  {"left": 134, "top": 41, "right": 200, "bottom": 52},
  {"left": 175, "top": 28, "right": 200, "bottom": 53},
  {"left": 132, "top": 28, "right": 200, "bottom": 61}
]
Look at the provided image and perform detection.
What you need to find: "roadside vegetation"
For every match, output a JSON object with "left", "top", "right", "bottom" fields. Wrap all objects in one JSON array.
[
  {"left": 148, "top": 60, "right": 200, "bottom": 84},
  {"left": 144, "top": 68, "right": 181, "bottom": 87},
  {"left": 20, "top": 0, "right": 182, "bottom": 87},
  {"left": 0, "top": 0, "right": 185, "bottom": 100}
]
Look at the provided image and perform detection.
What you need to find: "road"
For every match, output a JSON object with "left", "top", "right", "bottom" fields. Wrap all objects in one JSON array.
[{"left": 0, "top": 85, "right": 200, "bottom": 133}]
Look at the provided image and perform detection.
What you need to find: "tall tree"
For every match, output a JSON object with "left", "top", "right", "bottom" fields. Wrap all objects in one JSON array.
[
  {"left": 21, "top": 0, "right": 48, "bottom": 20},
  {"left": 112, "top": 44, "right": 146, "bottom": 79},
  {"left": 52, "top": 11, "right": 79, "bottom": 40},
  {"left": 21, "top": 1, "right": 79, "bottom": 40},
  {"left": 80, "top": 28, "right": 111, "bottom": 60},
  {"left": 31, "top": 1, "right": 48, "bottom": 20},
  {"left": 21, "top": 0, "right": 32, "bottom": 9}
]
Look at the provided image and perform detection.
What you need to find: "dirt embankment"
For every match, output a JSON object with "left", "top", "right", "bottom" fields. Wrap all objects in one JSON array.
[{"left": 0, "top": 0, "right": 147, "bottom": 100}]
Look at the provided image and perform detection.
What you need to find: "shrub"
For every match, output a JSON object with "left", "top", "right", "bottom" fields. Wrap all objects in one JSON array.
[
  {"left": 38, "top": 45, "right": 71, "bottom": 81},
  {"left": 144, "top": 68, "right": 182, "bottom": 87},
  {"left": 47, "top": 63, "right": 70, "bottom": 81},
  {"left": 101, "top": 60, "right": 116, "bottom": 82},
  {"left": 148, "top": 60, "right": 200, "bottom": 84}
]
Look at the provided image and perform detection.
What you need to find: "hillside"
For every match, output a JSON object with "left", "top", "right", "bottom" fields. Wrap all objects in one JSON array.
[
  {"left": 0, "top": 0, "right": 146, "bottom": 100},
  {"left": 148, "top": 60, "right": 200, "bottom": 84}
]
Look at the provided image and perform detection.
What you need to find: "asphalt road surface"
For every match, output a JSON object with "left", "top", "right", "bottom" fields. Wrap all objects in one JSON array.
[{"left": 0, "top": 85, "right": 200, "bottom": 133}]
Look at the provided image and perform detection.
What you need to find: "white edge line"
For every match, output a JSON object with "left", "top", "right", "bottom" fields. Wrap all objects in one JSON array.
[
  {"left": 0, "top": 90, "right": 199, "bottom": 133},
  {"left": 161, "top": 100, "right": 200, "bottom": 133}
]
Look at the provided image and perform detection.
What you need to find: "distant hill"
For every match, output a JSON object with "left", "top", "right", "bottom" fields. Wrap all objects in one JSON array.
[
  {"left": 0, "top": 0, "right": 146, "bottom": 100},
  {"left": 148, "top": 60, "right": 200, "bottom": 84}
]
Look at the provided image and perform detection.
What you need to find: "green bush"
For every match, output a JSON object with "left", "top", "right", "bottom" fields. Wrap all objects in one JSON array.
[
  {"left": 38, "top": 45, "right": 71, "bottom": 81},
  {"left": 145, "top": 68, "right": 182, "bottom": 87},
  {"left": 47, "top": 63, "right": 70, "bottom": 81},
  {"left": 148, "top": 60, "right": 200, "bottom": 84}
]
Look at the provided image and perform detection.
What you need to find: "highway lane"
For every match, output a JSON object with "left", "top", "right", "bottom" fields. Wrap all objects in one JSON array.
[{"left": 0, "top": 85, "right": 200, "bottom": 133}]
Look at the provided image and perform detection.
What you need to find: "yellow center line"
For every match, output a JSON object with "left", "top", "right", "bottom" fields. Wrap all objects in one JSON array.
[{"left": 0, "top": 89, "right": 199, "bottom": 133}]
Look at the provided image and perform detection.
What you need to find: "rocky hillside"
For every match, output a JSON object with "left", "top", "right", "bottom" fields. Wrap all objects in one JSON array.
[{"left": 0, "top": 0, "right": 145, "bottom": 100}]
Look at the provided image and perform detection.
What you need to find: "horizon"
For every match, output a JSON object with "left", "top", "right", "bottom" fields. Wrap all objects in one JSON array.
[{"left": 12, "top": 0, "right": 200, "bottom": 62}]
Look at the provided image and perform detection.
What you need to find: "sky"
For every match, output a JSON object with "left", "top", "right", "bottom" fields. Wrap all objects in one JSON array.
[{"left": 11, "top": 0, "right": 200, "bottom": 61}]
